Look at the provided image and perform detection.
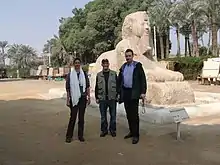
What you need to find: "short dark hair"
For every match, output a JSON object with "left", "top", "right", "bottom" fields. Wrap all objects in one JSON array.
[
  {"left": 73, "top": 58, "right": 81, "bottom": 63},
  {"left": 125, "top": 49, "right": 134, "bottom": 55},
  {"left": 101, "top": 59, "right": 109, "bottom": 64}
]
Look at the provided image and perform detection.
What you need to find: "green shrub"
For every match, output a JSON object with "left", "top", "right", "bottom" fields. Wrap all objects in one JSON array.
[
  {"left": 166, "top": 56, "right": 212, "bottom": 80},
  {"left": 6, "top": 67, "right": 31, "bottom": 78},
  {"left": 19, "top": 68, "right": 31, "bottom": 78},
  {"left": 6, "top": 67, "right": 17, "bottom": 78}
]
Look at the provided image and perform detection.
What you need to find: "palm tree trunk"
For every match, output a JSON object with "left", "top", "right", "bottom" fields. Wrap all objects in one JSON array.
[
  {"left": 159, "top": 35, "right": 164, "bottom": 59},
  {"left": 211, "top": 15, "right": 218, "bottom": 56},
  {"left": 207, "top": 28, "right": 211, "bottom": 55},
  {"left": 185, "top": 36, "right": 187, "bottom": 57},
  {"left": 187, "top": 36, "right": 191, "bottom": 57},
  {"left": 177, "top": 27, "right": 181, "bottom": 56},
  {"left": 200, "top": 35, "right": 204, "bottom": 46},
  {"left": 165, "top": 28, "right": 170, "bottom": 59},
  {"left": 191, "top": 20, "right": 199, "bottom": 57}
]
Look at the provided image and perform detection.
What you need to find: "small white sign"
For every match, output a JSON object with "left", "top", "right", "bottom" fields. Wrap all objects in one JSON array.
[{"left": 169, "top": 108, "right": 189, "bottom": 123}]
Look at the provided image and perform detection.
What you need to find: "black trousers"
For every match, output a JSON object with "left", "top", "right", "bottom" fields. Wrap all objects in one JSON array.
[
  {"left": 123, "top": 88, "right": 139, "bottom": 137},
  {"left": 66, "top": 96, "right": 87, "bottom": 138}
]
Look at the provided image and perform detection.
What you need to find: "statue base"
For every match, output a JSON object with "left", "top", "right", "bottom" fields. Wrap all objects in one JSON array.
[{"left": 146, "top": 81, "right": 195, "bottom": 105}]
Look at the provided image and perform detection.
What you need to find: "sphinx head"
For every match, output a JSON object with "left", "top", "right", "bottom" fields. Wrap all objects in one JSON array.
[{"left": 122, "top": 11, "right": 150, "bottom": 39}]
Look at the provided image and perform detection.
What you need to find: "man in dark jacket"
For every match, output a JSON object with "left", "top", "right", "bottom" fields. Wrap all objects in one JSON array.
[
  {"left": 95, "top": 59, "right": 118, "bottom": 137},
  {"left": 118, "top": 49, "right": 147, "bottom": 144}
]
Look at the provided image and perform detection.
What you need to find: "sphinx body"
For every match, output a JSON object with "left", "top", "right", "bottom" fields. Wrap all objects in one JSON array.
[{"left": 89, "top": 11, "right": 195, "bottom": 105}]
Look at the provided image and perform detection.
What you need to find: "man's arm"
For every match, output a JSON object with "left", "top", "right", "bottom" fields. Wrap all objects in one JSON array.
[
  {"left": 139, "top": 64, "right": 147, "bottom": 94},
  {"left": 85, "top": 72, "right": 90, "bottom": 99},
  {"left": 95, "top": 75, "right": 99, "bottom": 100},
  {"left": 65, "top": 73, "right": 71, "bottom": 104},
  {"left": 115, "top": 72, "right": 119, "bottom": 96},
  {"left": 117, "top": 67, "right": 124, "bottom": 96}
]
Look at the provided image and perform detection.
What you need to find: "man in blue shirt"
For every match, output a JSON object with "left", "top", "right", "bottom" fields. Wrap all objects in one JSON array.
[{"left": 118, "top": 49, "right": 147, "bottom": 144}]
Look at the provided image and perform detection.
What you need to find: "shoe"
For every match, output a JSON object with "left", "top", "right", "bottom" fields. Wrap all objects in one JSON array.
[
  {"left": 132, "top": 137, "right": 139, "bottom": 144},
  {"left": 78, "top": 137, "right": 85, "bottom": 142},
  {"left": 65, "top": 138, "right": 72, "bottom": 143},
  {"left": 124, "top": 133, "right": 132, "bottom": 139},
  {"left": 110, "top": 131, "right": 116, "bottom": 137},
  {"left": 100, "top": 132, "right": 108, "bottom": 137}
]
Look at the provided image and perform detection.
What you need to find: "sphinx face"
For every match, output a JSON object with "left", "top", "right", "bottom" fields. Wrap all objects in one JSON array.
[
  {"left": 138, "top": 13, "right": 150, "bottom": 38},
  {"left": 116, "top": 11, "right": 152, "bottom": 60},
  {"left": 132, "top": 13, "right": 151, "bottom": 55}
]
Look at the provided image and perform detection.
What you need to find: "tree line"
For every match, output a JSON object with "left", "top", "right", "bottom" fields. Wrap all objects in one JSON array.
[
  {"left": 41, "top": 0, "right": 219, "bottom": 67},
  {"left": 0, "top": 41, "right": 41, "bottom": 72}
]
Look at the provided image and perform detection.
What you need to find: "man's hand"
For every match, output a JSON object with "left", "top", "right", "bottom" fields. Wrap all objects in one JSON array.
[
  {"left": 66, "top": 98, "right": 70, "bottom": 107},
  {"left": 116, "top": 95, "right": 120, "bottom": 102},
  {"left": 96, "top": 99, "right": 99, "bottom": 104},
  {"left": 140, "top": 94, "right": 146, "bottom": 100},
  {"left": 87, "top": 96, "right": 91, "bottom": 105}
]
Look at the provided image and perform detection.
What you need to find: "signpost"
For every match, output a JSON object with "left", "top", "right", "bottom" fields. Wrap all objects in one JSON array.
[{"left": 169, "top": 107, "right": 189, "bottom": 140}]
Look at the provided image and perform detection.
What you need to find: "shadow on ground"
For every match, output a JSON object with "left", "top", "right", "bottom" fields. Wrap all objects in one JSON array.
[{"left": 1, "top": 98, "right": 220, "bottom": 165}]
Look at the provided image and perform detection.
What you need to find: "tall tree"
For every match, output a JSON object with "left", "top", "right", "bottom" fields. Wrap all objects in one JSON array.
[
  {"left": 43, "top": 35, "right": 69, "bottom": 67},
  {"left": 149, "top": 0, "right": 172, "bottom": 59},
  {"left": 169, "top": 2, "right": 182, "bottom": 56},
  {"left": 8, "top": 44, "right": 37, "bottom": 69},
  {"left": 170, "top": 0, "right": 206, "bottom": 57},
  {"left": 195, "top": 0, "right": 220, "bottom": 56},
  {"left": 0, "top": 41, "right": 8, "bottom": 66}
]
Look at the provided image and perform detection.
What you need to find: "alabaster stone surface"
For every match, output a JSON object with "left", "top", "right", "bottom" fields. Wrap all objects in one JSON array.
[
  {"left": 147, "top": 82, "right": 195, "bottom": 105},
  {"left": 89, "top": 11, "right": 195, "bottom": 105}
]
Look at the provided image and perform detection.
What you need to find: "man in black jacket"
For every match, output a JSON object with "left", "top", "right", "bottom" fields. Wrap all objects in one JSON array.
[{"left": 118, "top": 49, "right": 147, "bottom": 144}]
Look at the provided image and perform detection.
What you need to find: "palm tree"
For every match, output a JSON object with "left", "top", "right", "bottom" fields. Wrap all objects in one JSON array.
[
  {"left": 8, "top": 44, "right": 37, "bottom": 69},
  {"left": 170, "top": 0, "right": 206, "bottom": 57},
  {"left": 194, "top": 0, "right": 220, "bottom": 56},
  {"left": 149, "top": 0, "right": 172, "bottom": 59},
  {"left": 0, "top": 41, "right": 8, "bottom": 66},
  {"left": 7, "top": 44, "right": 21, "bottom": 67},
  {"left": 43, "top": 35, "right": 69, "bottom": 67},
  {"left": 169, "top": 2, "right": 182, "bottom": 56},
  {"left": 19, "top": 45, "right": 37, "bottom": 68}
]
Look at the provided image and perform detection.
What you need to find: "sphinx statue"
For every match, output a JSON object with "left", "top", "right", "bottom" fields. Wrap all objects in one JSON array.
[{"left": 89, "top": 11, "right": 195, "bottom": 105}]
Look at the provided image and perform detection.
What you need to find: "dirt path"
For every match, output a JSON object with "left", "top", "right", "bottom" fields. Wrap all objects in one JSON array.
[
  {"left": 1, "top": 80, "right": 220, "bottom": 165},
  {"left": 189, "top": 80, "right": 220, "bottom": 93}
]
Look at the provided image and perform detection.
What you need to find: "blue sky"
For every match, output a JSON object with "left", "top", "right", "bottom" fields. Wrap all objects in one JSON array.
[
  {"left": 0, "top": 0, "right": 90, "bottom": 53},
  {"left": 0, "top": 0, "right": 214, "bottom": 55}
]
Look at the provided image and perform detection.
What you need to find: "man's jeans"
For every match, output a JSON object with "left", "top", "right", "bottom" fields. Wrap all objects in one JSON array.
[{"left": 99, "top": 100, "right": 117, "bottom": 133}]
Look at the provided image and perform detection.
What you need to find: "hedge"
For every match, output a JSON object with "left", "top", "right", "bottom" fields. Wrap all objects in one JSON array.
[
  {"left": 6, "top": 67, "right": 31, "bottom": 78},
  {"left": 165, "top": 56, "right": 213, "bottom": 80}
]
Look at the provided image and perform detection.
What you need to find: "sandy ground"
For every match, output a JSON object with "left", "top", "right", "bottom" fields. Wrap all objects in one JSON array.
[
  {"left": 189, "top": 80, "right": 220, "bottom": 93},
  {"left": 1, "top": 80, "right": 220, "bottom": 165}
]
